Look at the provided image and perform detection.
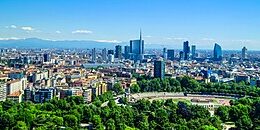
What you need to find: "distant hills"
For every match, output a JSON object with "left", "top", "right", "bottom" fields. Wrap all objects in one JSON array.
[
  {"left": 0, "top": 38, "right": 179, "bottom": 49},
  {"left": 0, "top": 38, "right": 125, "bottom": 49}
]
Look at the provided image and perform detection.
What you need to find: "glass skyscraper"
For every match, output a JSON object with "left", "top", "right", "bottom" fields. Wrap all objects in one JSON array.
[
  {"left": 163, "top": 48, "right": 167, "bottom": 60},
  {"left": 213, "top": 43, "right": 222, "bottom": 61},
  {"left": 130, "top": 30, "right": 144, "bottom": 61},
  {"left": 91, "top": 48, "right": 96, "bottom": 62},
  {"left": 154, "top": 60, "right": 165, "bottom": 79},
  {"left": 102, "top": 48, "right": 107, "bottom": 62},
  {"left": 242, "top": 47, "right": 247, "bottom": 59},
  {"left": 183, "top": 41, "right": 190, "bottom": 60},
  {"left": 115, "top": 45, "right": 122, "bottom": 60},
  {"left": 108, "top": 50, "right": 114, "bottom": 55},
  {"left": 191, "top": 45, "right": 196, "bottom": 59},
  {"left": 124, "top": 45, "right": 130, "bottom": 59},
  {"left": 167, "top": 49, "right": 175, "bottom": 61}
]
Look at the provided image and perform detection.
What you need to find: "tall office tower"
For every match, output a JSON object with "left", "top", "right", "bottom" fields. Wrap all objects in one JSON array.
[
  {"left": 242, "top": 47, "right": 247, "bottom": 59},
  {"left": 124, "top": 45, "right": 130, "bottom": 59},
  {"left": 179, "top": 51, "right": 184, "bottom": 61},
  {"left": 108, "top": 50, "right": 114, "bottom": 55},
  {"left": 191, "top": 45, "right": 196, "bottom": 59},
  {"left": 167, "top": 49, "right": 175, "bottom": 61},
  {"left": 92, "top": 48, "right": 96, "bottom": 62},
  {"left": 213, "top": 43, "right": 223, "bottom": 61},
  {"left": 108, "top": 54, "right": 114, "bottom": 63},
  {"left": 102, "top": 48, "right": 107, "bottom": 62},
  {"left": 163, "top": 48, "right": 167, "bottom": 60},
  {"left": 43, "top": 53, "right": 50, "bottom": 62},
  {"left": 154, "top": 60, "right": 165, "bottom": 79},
  {"left": 130, "top": 30, "right": 144, "bottom": 61},
  {"left": 183, "top": 41, "right": 190, "bottom": 60},
  {"left": 115, "top": 45, "right": 122, "bottom": 59}
]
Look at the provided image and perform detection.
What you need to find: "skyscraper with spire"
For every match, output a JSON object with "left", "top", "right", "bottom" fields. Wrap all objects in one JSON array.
[
  {"left": 242, "top": 46, "right": 247, "bottom": 59},
  {"left": 130, "top": 30, "right": 144, "bottom": 61}
]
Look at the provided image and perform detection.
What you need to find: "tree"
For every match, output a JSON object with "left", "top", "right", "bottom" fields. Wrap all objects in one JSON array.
[
  {"left": 236, "top": 115, "right": 252, "bottom": 129},
  {"left": 134, "top": 99, "right": 151, "bottom": 111},
  {"left": 33, "top": 114, "right": 50, "bottom": 127},
  {"left": 130, "top": 84, "right": 140, "bottom": 93},
  {"left": 13, "top": 121, "right": 28, "bottom": 130},
  {"left": 0, "top": 111, "right": 15, "bottom": 129},
  {"left": 63, "top": 115, "right": 78, "bottom": 128},
  {"left": 2, "top": 100, "right": 15, "bottom": 111},
  {"left": 66, "top": 96, "right": 84, "bottom": 105},
  {"left": 209, "top": 116, "right": 222, "bottom": 130},
  {"left": 215, "top": 106, "right": 229, "bottom": 122},
  {"left": 92, "top": 115, "right": 104, "bottom": 130},
  {"left": 177, "top": 102, "right": 192, "bottom": 120},
  {"left": 155, "top": 108, "right": 169, "bottom": 129},
  {"left": 113, "top": 83, "right": 124, "bottom": 94},
  {"left": 106, "top": 119, "right": 116, "bottom": 130},
  {"left": 135, "top": 113, "right": 149, "bottom": 130},
  {"left": 51, "top": 116, "right": 63, "bottom": 126},
  {"left": 198, "top": 125, "right": 218, "bottom": 130},
  {"left": 229, "top": 104, "right": 249, "bottom": 122},
  {"left": 179, "top": 76, "right": 199, "bottom": 92}
]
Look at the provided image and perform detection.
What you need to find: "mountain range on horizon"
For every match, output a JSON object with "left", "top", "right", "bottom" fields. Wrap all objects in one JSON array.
[
  {"left": 0, "top": 38, "right": 255, "bottom": 51},
  {"left": 0, "top": 38, "right": 125, "bottom": 49},
  {"left": 0, "top": 38, "right": 175, "bottom": 49}
]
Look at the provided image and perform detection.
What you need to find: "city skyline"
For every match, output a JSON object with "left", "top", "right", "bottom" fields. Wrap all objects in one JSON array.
[
  {"left": 1, "top": 0, "right": 260, "bottom": 50},
  {"left": 1, "top": 1, "right": 260, "bottom": 129}
]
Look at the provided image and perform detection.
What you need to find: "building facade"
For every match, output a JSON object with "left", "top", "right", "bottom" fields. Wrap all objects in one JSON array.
[
  {"left": 213, "top": 43, "right": 223, "bottom": 61},
  {"left": 154, "top": 60, "right": 165, "bottom": 79}
]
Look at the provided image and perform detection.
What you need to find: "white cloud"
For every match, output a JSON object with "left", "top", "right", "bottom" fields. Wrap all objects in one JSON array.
[
  {"left": 95, "top": 40, "right": 122, "bottom": 43},
  {"left": 166, "top": 37, "right": 188, "bottom": 41},
  {"left": 0, "top": 37, "right": 24, "bottom": 40},
  {"left": 10, "top": 25, "right": 17, "bottom": 29},
  {"left": 21, "top": 26, "right": 34, "bottom": 31},
  {"left": 144, "top": 35, "right": 152, "bottom": 38},
  {"left": 202, "top": 38, "right": 215, "bottom": 41},
  {"left": 231, "top": 39, "right": 252, "bottom": 43},
  {"left": 173, "top": 37, "right": 188, "bottom": 40},
  {"left": 5, "top": 25, "right": 17, "bottom": 29},
  {"left": 72, "top": 30, "right": 92, "bottom": 34},
  {"left": 56, "top": 31, "right": 61, "bottom": 34}
]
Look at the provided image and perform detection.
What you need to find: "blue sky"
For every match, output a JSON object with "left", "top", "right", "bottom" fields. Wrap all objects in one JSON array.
[{"left": 0, "top": 0, "right": 260, "bottom": 49}]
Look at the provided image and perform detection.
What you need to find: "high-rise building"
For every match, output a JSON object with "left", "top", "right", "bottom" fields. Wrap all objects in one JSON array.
[
  {"left": 92, "top": 48, "right": 96, "bottom": 62},
  {"left": 191, "top": 45, "right": 196, "bottom": 59},
  {"left": 115, "top": 45, "right": 122, "bottom": 60},
  {"left": 179, "top": 51, "right": 184, "bottom": 61},
  {"left": 154, "top": 60, "right": 165, "bottom": 79},
  {"left": 213, "top": 43, "right": 222, "bottom": 61},
  {"left": 163, "top": 48, "right": 167, "bottom": 60},
  {"left": 102, "top": 48, "right": 107, "bottom": 62},
  {"left": 108, "top": 54, "right": 114, "bottom": 63},
  {"left": 108, "top": 50, "right": 114, "bottom": 55},
  {"left": 130, "top": 30, "right": 144, "bottom": 61},
  {"left": 183, "top": 41, "right": 190, "bottom": 60},
  {"left": 43, "top": 53, "right": 50, "bottom": 62},
  {"left": 167, "top": 49, "right": 175, "bottom": 61},
  {"left": 242, "top": 47, "right": 247, "bottom": 59},
  {"left": 124, "top": 45, "right": 130, "bottom": 59}
]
